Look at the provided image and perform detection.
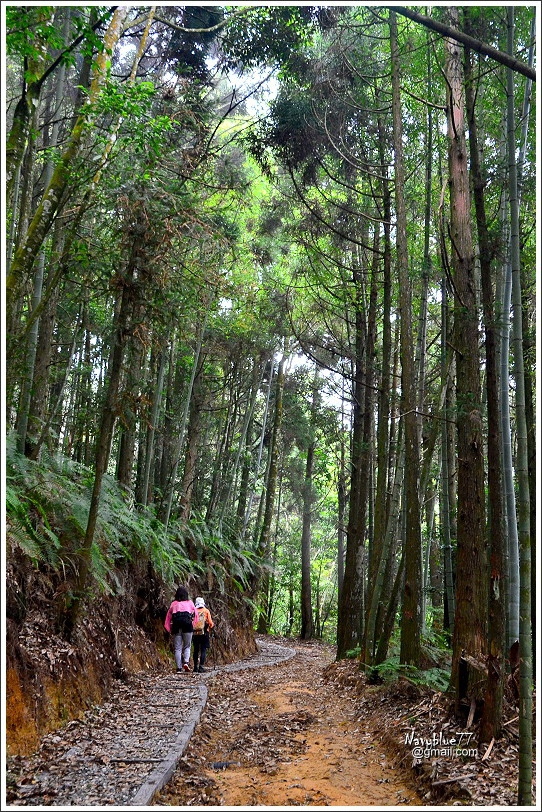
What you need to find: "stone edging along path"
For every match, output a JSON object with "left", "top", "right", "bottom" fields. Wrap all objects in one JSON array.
[{"left": 131, "top": 639, "right": 296, "bottom": 806}]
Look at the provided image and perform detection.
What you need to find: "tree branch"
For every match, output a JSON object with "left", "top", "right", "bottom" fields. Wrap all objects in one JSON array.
[
  {"left": 151, "top": 7, "right": 252, "bottom": 36},
  {"left": 392, "top": 6, "right": 536, "bottom": 81}
]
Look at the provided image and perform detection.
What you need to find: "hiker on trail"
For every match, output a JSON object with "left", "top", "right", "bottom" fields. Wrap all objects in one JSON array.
[
  {"left": 191, "top": 596, "right": 214, "bottom": 673},
  {"left": 164, "top": 586, "right": 197, "bottom": 673}
]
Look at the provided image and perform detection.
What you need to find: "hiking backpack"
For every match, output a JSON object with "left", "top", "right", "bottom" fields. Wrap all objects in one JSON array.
[
  {"left": 171, "top": 610, "right": 193, "bottom": 634},
  {"left": 193, "top": 608, "right": 206, "bottom": 635}
]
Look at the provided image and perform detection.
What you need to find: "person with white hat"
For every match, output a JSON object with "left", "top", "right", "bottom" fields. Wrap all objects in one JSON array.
[{"left": 192, "top": 596, "right": 215, "bottom": 672}]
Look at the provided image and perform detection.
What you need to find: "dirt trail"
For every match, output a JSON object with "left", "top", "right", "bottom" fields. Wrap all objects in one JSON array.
[{"left": 157, "top": 639, "right": 422, "bottom": 806}]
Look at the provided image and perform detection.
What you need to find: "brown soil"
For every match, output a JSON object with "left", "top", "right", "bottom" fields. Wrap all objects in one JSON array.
[{"left": 156, "top": 639, "right": 422, "bottom": 806}]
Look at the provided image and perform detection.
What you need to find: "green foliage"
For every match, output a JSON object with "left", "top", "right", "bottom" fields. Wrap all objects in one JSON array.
[
  {"left": 6, "top": 6, "right": 63, "bottom": 61},
  {"left": 164, "top": 6, "right": 224, "bottom": 82},
  {"left": 5, "top": 436, "right": 262, "bottom": 601},
  {"left": 93, "top": 80, "right": 157, "bottom": 118},
  {"left": 3, "top": 440, "right": 175, "bottom": 591},
  {"left": 6, "top": 6, "right": 109, "bottom": 68},
  {"left": 222, "top": 6, "right": 316, "bottom": 73},
  {"left": 5, "top": 434, "right": 66, "bottom": 568},
  {"left": 182, "top": 513, "right": 261, "bottom": 594},
  {"left": 368, "top": 656, "right": 451, "bottom": 693}
]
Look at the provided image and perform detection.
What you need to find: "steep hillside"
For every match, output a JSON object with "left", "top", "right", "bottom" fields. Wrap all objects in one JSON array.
[{"left": 6, "top": 553, "right": 257, "bottom": 756}]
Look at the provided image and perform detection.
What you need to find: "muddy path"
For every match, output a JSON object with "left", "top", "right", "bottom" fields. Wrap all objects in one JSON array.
[{"left": 156, "top": 639, "right": 422, "bottom": 806}]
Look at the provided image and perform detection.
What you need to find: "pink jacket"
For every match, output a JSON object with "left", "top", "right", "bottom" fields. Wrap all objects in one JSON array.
[{"left": 164, "top": 599, "right": 197, "bottom": 633}]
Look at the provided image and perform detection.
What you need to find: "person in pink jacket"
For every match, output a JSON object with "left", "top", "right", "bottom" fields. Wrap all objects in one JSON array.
[{"left": 164, "top": 585, "right": 197, "bottom": 672}]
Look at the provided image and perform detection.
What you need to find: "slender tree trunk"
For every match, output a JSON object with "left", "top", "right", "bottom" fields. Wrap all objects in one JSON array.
[
  {"left": 365, "top": 423, "right": 404, "bottom": 665},
  {"left": 429, "top": 501, "right": 443, "bottom": 619},
  {"left": 372, "top": 118, "right": 392, "bottom": 608},
  {"left": 300, "top": 370, "right": 319, "bottom": 640},
  {"left": 178, "top": 366, "right": 206, "bottom": 522},
  {"left": 116, "top": 328, "right": 146, "bottom": 493},
  {"left": 24, "top": 213, "right": 68, "bottom": 460},
  {"left": 375, "top": 551, "right": 405, "bottom": 665},
  {"left": 235, "top": 417, "right": 253, "bottom": 535},
  {"left": 219, "top": 358, "right": 266, "bottom": 528},
  {"left": 515, "top": 16, "right": 536, "bottom": 679},
  {"left": 266, "top": 469, "right": 284, "bottom": 632},
  {"left": 506, "top": 10, "right": 532, "bottom": 803},
  {"left": 364, "top": 235, "right": 379, "bottom": 594},
  {"left": 440, "top": 281, "right": 455, "bottom": 636},
  {"left": 205, "top": 373, "right": 236, "bottom": 524},
  {"left": 140, "top": 346, "right": 167, "bottom": 506},
  {"left": 256, "top": 354, "right": 285, "bottom": 631},
  {"left": 337, "top": 430, "right": 347, "bottom": 602},
  {"left": 390, "top": 10, "right": 422, "bottom": 667},
  {"left": 499, "top": 227, "right": 520, "bottom": 650},
  {"left": 421, "top": 486, "right": 437, "bottom": 636},
  {"left": 156, "top": 339, "right": 177, "bottom": 499},
  {"left": 34, "top": 319, "right": 80, "bottom": 460}
]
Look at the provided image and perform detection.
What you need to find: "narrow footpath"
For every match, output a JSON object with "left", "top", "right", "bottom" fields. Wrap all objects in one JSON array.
[
  {"left": 7, "top": 636, "right": 422, "bottom": 807},
  {"left": 156, "top": 638, "right": 422, "bottom": 806}
]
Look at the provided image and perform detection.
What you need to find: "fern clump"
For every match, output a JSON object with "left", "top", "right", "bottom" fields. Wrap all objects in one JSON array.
[
  {"left": 6, "top": 436, "right": 262, "bottom": 600},
  {"left": 368, "top": 656, "right": 451, "bottom": 693}
]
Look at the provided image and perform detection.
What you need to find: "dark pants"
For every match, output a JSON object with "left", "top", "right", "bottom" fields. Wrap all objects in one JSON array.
[{"left": 192, "top": 633, "right": 210, "bottom": 669}]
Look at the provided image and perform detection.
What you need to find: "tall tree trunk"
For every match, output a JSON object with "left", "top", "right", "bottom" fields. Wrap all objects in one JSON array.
[
  {"left": 445, "top": 7, "right": 487, "bottom": 713},
  {"left": 363, "top": 233, "right": 379, "bottom": 595},
  {"left": 390, "top": 10, "right": 422, "bottom": 667},
  {"left": 506, "top": 9, "right": 532, "bottom": 804},
  {"left": 140, "top": 346, "right": 167, "bottom": 506},
  {"left": 375, "top": 551, "right": 405, "bottom": 665},
  {"left": 464, "top": 33, "right": 506, "bottom": 743},
  {"left": 336, "top": 278, "right": 367, "bottom": 658},
  {"left": 205, "top": 371, "right": 237, "bottom": 524},
  {"left": 156, "top": 338, "right": 177, "bottom": 500},
  {"left": 499, "top": 220, "right": 520, "bottom": 650},
  {"left": 365, "top": 423, "right": 404, "bottom": 665},
  {"left": 372, "top": 118, "right": 392, "bottom": 611},
  {"left": 337, "top": 428, "right": 347, "bottom": 602},
  {"left": 219, "top": 358, "right": 266, "bottom": 529},
  {"left": 515, "top": 16, "right": 536, "bottom": 680},
  {"left": 24, "top": 213, "right": 72, "bottom": 460}
]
